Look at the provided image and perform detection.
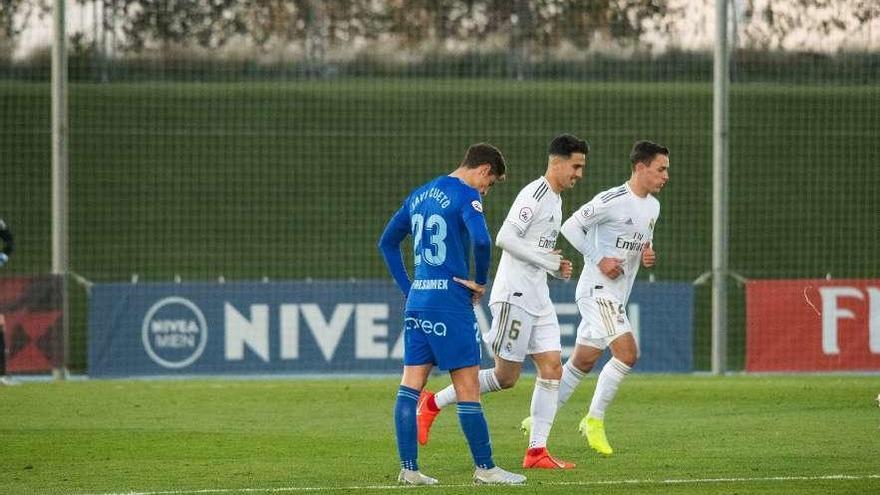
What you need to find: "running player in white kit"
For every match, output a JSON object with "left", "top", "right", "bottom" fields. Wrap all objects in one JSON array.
[{"left": 556, "top": 140, "right": 669, "bottom": 456}]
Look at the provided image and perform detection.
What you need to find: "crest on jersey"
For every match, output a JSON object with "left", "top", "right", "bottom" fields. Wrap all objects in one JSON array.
[
  {"left": 581, "top": 205, "right": 595, "bottom": 218},
  {"left": 518, "top": 207, "right": 533, "bottom": 223},
  {"left": 471, "top": 200, "right": 483, "bottom": 213}
]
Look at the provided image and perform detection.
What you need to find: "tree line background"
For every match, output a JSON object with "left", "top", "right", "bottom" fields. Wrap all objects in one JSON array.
[{"left": 2, "top": 0, "right": 878, "bottom": 65}]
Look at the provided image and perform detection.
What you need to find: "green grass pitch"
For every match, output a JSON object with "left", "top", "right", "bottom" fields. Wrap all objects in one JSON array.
[{"left": 2, "top": 375, "right": 878, "bottom": 494}]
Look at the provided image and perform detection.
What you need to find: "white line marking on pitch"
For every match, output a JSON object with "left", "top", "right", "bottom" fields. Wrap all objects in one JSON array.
[{"left": 67, "top": 473, "right": 880, "bottom": 495}]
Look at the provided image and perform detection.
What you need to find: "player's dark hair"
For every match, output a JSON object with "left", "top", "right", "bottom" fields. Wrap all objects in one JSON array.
[
  {"left": 548, "top": 134, "right": 590, "bottom": 157},
  {"left": 629, "top": 140, "right": 669, "bottom": 169},
  {"left": 461, "top": 143, "right": 506, "bottom": 177}
]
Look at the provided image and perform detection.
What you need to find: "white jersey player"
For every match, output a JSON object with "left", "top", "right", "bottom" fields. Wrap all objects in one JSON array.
[
  {"left": 555, "top": 140, "right": 669, "bottom": 456},
  {"left": 416, "top": 134, "right": 589, "bottom": 470}
]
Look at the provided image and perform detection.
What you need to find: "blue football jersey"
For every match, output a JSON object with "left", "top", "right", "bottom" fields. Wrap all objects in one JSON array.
[{"left": 403, "top": 176, "right": 487, "bottom": 313}]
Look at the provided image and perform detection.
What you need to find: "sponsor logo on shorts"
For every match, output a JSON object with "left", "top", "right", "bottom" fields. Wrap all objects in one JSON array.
[{"left": 404, "top": 316, "right": 448, "bottom": 336}]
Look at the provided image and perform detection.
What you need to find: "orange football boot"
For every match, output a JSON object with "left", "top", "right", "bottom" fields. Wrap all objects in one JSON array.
[
  {"left": 416, "top": 390, "right": 441, "bottom": 445},
  {"left": 522, "top": 447, "right": 576, "bottom": 469}
]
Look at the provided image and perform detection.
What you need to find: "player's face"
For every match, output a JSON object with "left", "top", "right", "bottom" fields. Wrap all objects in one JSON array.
[
  {"left": 476, "top": 166, "right": 504, "bottom": 196},
  {"left": 562, "top": 153, "right": 586, "bottom": 190},
  {"left": 550, "top": 153, "right": 586, "bottom": 190},
  {"left": 640, "top": 154, "right": 670, "bottom": 194}
]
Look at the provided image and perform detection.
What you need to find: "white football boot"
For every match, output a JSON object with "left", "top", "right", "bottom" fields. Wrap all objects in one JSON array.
[
  {"left": 473, "top": 466, "right": 527, "bottom": 485},
  {"left": 397, "top": 468, "right": 438, "bottom": 485}
]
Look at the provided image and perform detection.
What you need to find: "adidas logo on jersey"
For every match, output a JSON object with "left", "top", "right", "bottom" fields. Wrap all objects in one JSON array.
[{"left": 625, "top": 217, "right": 634, "bottom": 225}]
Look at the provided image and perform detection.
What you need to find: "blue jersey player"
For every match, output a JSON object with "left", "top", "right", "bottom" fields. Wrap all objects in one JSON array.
[{"left": 378, "top": 143, "right": 526, "bottom": 485}]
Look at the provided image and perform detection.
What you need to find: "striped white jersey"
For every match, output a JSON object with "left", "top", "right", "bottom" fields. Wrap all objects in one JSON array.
[
  {"left": 570, "top": 182, "right": 660, "bottom": 304},
  {"left": 489, "top": 176, "right": 561, "bottom": 316}
]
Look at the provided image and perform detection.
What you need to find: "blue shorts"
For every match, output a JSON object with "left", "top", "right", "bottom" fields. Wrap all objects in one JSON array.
[{"left": 402, "top": 310, "right": 482, "bottom": 371}]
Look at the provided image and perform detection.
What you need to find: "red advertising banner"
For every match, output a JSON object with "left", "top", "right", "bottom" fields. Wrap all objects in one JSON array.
[
  {"left": 0, "top": 276, "right": 63, "bottom": 373},
  {"left": 746, "top": 279, "right": 880, "bottom": 371}
]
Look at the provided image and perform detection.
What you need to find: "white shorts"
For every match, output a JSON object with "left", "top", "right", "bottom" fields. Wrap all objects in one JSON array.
[
  {"left": 483, "top": 302, "right": 561, "bottom": 363},
  {"left": 575, "top": 294, "right": 633, "bottom": 350}
]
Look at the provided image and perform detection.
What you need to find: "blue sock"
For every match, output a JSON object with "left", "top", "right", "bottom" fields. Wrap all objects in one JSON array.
[
  {"left": 394, "top": 385, "right": 420, "bottom": 471},
  {"left": 457, "top": 401, "right": 495, "bottom": 469}
]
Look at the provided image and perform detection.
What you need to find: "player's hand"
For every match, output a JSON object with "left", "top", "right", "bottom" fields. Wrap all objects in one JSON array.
[
  {"left": 541, "top": 250, "right": 563, "bottom": 271},
  {"left": 453, "top": 277, "right": 486, "bottom": 305},
  {"left": 547, "top": 250, "right": 571, "bottom": 279},
  {"left": 598, "top": 257, "right": 625, "bottom": 280},
  {"left": 641, "top": 242, "right": 656, "bottom": 268},
  {"left": 558, "top": 258, "right": 573, "bottom": 280},
  {"left": 0, "top": 253, "right": 7, "bottom": 267}
]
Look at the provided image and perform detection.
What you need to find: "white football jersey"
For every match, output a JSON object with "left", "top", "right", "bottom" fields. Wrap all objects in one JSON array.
[
  {"left": 571, "top": 182, "right": 660, "bottom": 304},
  {"left": 490, "top": 176, "right": 562, "bottom": 316}
]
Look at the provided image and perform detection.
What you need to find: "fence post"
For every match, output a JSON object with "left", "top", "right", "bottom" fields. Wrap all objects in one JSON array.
[
  {"left": 52, "top": 0, "right": 70, "bottom": 379},
  {"left": 711, "top": 0, "right": 730, "bottom": 375}
]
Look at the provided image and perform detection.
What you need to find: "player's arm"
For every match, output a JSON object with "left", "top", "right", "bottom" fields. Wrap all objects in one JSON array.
[
  {"left": 642, "top": 204, "right": 659, "bottom": 268},
  {"left": 496, "top": 222, "right": 561, "bottom": 272},
  {"left": 496, "top": 188, "right": 563, "bottom": 272},
  {"left": 0, "top": 219, "right": 12, "bottom": 267},
  {"left": 377, "top": 205, "right": 412, "bottom": 296},
  {"left": 560, "top": 214, "right": 598, "bottom": 266},
  {"left": 560, "top": 198, "right": 607, "bottom": 267},
  {"left": 455, "top": 196, "right": 491, "bottom": 304},
  {"left": 562, "top": 200, "right": 624, "bottom": 279}
]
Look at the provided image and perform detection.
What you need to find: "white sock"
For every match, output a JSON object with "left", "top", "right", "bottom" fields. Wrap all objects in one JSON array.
[
  {"left": 588, "top": 357, "right": 631, "bottom": 420},
  {"left": 557, "top": 360, "right": 586, "bottom": 407},
  {"left": 434, "top": 368, "right": 501, "bottom": 409},
  {"left": 528, "top": 378, "right": 560, "bottom": 449},
  {"left": 479, "top": 368, "right": 503, "bottom": 394}
]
